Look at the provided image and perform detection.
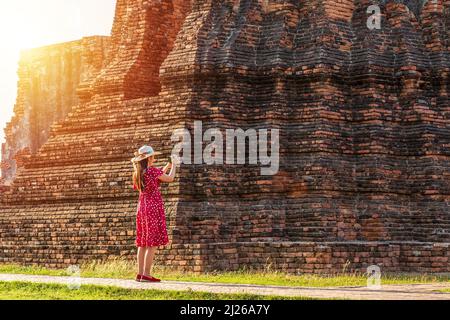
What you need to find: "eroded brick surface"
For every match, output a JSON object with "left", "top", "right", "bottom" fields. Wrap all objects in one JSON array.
[
  {"left": 0, "top": 0, "right": 449, "bottom": 274},
  {"left": 1, "top": 37, "right": 109, "bottom": 184}
]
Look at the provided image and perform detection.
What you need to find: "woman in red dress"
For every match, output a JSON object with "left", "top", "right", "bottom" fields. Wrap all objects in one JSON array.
[{"left": 131, "top": 145, "right": 177, "bottom": 283}]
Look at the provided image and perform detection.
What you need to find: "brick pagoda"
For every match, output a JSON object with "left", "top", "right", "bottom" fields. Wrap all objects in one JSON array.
[{"left": 0, "top": 0, "right": 449, "bottom": 273}]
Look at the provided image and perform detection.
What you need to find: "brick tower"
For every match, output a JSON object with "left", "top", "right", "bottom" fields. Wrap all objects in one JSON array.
[{"left": 1, "top": 0, "right": 449, "bottom": 273}]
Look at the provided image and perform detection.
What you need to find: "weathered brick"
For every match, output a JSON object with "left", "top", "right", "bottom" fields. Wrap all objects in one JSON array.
[{"left": 0, "top": 0, "right": 449, "bottom": 274}]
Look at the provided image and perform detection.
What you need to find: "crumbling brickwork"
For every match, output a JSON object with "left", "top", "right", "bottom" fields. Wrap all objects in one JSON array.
[
  {"left": 1, "top": 37, "right": 109, "bottom": 184},
  {"left": 0, "top": 0, "right": 449, "bottom": 274},
  {"left": 80, "top": 0, "right": 192, "bottom": 101}
]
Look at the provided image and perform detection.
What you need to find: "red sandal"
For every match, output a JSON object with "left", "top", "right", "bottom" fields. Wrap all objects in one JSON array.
[
  {"left": 135, "top": 274, "right": 143, "bottom": 282},
  {"left": 140, "top": 275, "right": 161, "bottom": 283}
]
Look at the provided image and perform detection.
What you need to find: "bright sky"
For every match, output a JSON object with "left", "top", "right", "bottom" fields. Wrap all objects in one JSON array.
[{"left": 0, "top": 0, "right": 117, "bottom": 146}]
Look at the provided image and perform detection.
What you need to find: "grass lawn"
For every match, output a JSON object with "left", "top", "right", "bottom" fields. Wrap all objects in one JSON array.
[
  {"left": 438, "top": 288, "right": 450, "bottom": 293},
  {"left": 0, "top": 260, "right": 449, "bottom": 288},
  {"left": 0, "top": 281, "right": 312, "bottom": 300}
]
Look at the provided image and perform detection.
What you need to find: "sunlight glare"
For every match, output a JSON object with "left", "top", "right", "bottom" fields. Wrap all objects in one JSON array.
[{"left": 0, "top": 0, "right": 116, "bottom": 146}]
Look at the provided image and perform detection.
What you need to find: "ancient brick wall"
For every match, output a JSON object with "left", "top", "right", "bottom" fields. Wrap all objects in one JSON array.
[
  {"left": 80, "top": 0, "right": 192, "bottom": 101},
  {"left": 1, "top": 37, "right": 109, "bottom": 184},
  {"left": 158, "top": 0, "right": 450, "bottom": 272},
  {"left": 0, "top": 0, "right": 449, "bottom": 274}
]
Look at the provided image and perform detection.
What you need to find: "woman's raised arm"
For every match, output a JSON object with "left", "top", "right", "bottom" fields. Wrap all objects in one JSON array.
[
  {"left": 162, "top": 162, "right": 172, "bottom": 174},
  {"left": 159, "top": 158, "right": 177, "bottom": 183}
]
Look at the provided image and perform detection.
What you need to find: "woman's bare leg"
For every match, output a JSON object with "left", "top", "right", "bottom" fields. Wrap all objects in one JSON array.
[
  {"left": 137, "top": 247, "right": 147, "bottom": 275},
  {"left": 144, "top": 247, "right": 157, "bottom": 276}
]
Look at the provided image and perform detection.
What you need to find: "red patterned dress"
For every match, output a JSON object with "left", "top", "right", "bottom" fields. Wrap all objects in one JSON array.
[{"left": 134, "top": 167, "right": 169, "bottom": 248}]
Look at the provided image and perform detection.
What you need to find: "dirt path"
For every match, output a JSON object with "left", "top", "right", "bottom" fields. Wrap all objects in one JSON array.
[{"left": 1, "top": 274, "right": 449, "bottom": 300}]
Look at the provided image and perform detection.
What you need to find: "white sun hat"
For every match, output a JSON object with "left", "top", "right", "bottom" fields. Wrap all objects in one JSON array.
[{"left": 131, "top": 145, "right": 162, "bottom": 163}]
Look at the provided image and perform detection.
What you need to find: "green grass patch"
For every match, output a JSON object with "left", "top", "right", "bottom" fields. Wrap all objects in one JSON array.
[
  {"left": 0, "top": 281, "right": 312, "bottom": 300},
  {"left": 1, "top": 259, "right": 449, "bottom": 288},
  {"left": 0, "top": 264, "right": 67, "bottom": 277},
  {"left": 437, "top": 288, "right": 450, "bottom": 293}
]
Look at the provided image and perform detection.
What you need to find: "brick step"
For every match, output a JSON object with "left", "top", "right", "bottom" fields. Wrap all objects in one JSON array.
[
  {"left": 0, "top": 199, "right": 179, "bottom": 225},
  {"left": 7, "top": 153, "right": 447, "bottom": 203},
  {"left": 32, "top": 118, "right": 449, "bottom": 172},
  {"left": 31, "top": 126, "right": 177, "bottom": 167},
  {"left": 1, "top": 162, "right": 136, "bottom": 203},
  {"left": 68, "top": 96, "right": 161, "bottom": 118},
  {"left": 0, "top": 244, "right": 136, "bottom": 269},
  {"left": 1, "top": 241, "right": 448, "bottom": 272},
  {"left": 0, "top": 202, "right": 135, "bottom": 244},
  {"left": 49, "top": 98, "right": 187, "bottom": 136},
  {"left": 5, "top": 184, "right": 445, "bottom": 206},
  {"left": 0, "top": 200, "right": 136, "bottom": 217},
  {"left": 55, "top": 105, "right": 446, "bottom": 134},
  {"left": 387, "top": 233, "right": 450, "bottom": 242},
  {"left": 52, "top": 96, "right": 450, "bottom": 144},
  {"left": 285, "top": 226, "right": 450, "bottom": 242},
  {"left": 51, "top": 108, "right": 450, "bottom": 140},
  {"left": 0, "top": 200, "right": 137, "bottom": 245},
  {"left": 285, "top": 218, "right": 450, "bottom": 224}
]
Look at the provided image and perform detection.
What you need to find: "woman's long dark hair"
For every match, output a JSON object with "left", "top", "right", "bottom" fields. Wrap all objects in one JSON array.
[{"left": 132, "top": 157, "right": 149, "bottom": 193}]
